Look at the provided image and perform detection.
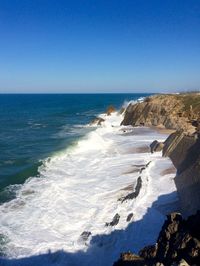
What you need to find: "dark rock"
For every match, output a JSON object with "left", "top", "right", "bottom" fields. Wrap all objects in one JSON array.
[
  {"left": 186, "top": 210, "right": 200, "bottom": 239},
  {"left": 139, "top": 244, "right": 157, "bottom": 259},
  {"left": 145, "top": 161, "right": 151, "bottom": 167},
  {"left": 80, "top": 231, "right": 91, "bottom": 241},
  {"left": 90, "top": 117, "right": 105, "bottom": 126},
  {"left": 162, "top": 129, "right": 200, "bottom": 216},
  {"left": 105, "top": 213, "right": 120, "bottom": 227},
  {"left": 114, "top": 211, "right": 200, "bottom": 266},
  {"left": 126, "top": 213, "right": 133, "bottom": 222},
  {"left": 139, "top": 167, "right": 146, "bottom": 174},
  {"left": 150, "top": 140, "right": 164, "bottom": 153},
  {"left": 119, "top": 176, "right": 142, "bottom": 203}
]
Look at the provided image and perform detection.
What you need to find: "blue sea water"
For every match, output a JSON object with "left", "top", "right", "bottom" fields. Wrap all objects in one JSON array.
[{"left": 0, "top": 93, "right": 150, "bottom": 203}]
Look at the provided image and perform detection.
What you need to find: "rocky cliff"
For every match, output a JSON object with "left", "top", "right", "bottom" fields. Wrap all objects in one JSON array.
[
  {"left": 121, "top": 93, "right": 200, "bottom": 133},
  {"left": 162, "top": 131, "right": 200, "bottom": 217},
  {"left": 114, "top": 212, "right": 200, "bottom": 266},
  {"left": 114, "top": 93, "right": 200, "bottom": 265},
  {"left": 122, "top": 93, "right": 200, "bottom": 216}
]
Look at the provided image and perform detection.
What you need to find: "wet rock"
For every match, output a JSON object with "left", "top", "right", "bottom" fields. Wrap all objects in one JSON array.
[
  {"left": 90, "top": 117, "right": 105, "bottom": 126},
  {"left": 126, "top": 213, "right": 133, "bottom": 222},
  {"left": 105, "top": 213, "right": 120, "bottom": 227},
  {"left": 106, "top": 105, "right": 116, "bottom": 115},
  {"left": 150, "top": 140, "right": 164, "bottom": 153},
  {"left": 120, "top": 176, "right": 142, "bottom": 203},
  {"left": 145, "top": 161, "right": 151, "bottom": 167},
  {"left": 139, "top": 167, "right": 146, "bottom": 174},
  {"left": 80, "top": 231, "right": 91, "bottom": 241}
]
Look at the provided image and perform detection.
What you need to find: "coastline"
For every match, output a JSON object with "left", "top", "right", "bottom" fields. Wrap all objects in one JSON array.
[
  {"left": 0, "top": 93, "right": 199, "bottom": 266},
  {"left": 0, "top": 96, "right": 179, "bottom": 265},
  {"left": 114, "top": 93, "right": 200, "bottom": 266}
]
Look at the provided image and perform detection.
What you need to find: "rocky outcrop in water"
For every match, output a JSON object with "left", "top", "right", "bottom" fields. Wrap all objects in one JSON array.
[
  {"left": 119, "top": 176, "right": 142, "bottom": 203},
  {"left": 105, "top": 213, "right": 120, "bottom": 227},
  {"left": 150, "top": 140, "right": 164, "bottom": 153},
  {"left": 106, "top": 105, "right": 116, "bottom": 116},
  {"left": 113, "top": 212, "right": 200, "bottom": 266},
  {"left": 90, "top": 117, "right": 105, "bottom": 126}
]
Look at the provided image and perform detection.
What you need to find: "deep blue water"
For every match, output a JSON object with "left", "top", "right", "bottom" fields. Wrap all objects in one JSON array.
[{"left": 0, "top": 93, "right": 150, "bottom": 202}]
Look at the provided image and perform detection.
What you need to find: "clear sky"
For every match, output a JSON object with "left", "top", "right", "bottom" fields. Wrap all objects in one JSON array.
[{"left": 0, "top": 0, "right": 200, "bottom": 93}]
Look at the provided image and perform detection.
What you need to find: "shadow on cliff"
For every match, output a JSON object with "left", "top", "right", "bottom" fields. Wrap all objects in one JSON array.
[
  {"left": 178, "top": 136, "right": 200, "bottom": 174},
  {"left": 0, "top": 191, "right": 179, "bottom": 266}
]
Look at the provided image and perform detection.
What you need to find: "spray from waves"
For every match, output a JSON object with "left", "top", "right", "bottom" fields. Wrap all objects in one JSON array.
[
  {"left": 0, "top": 109, "right": 178, "bottom": 266},
  {"left": 122, "top": 97, "right": 145, "bottom": 110}
]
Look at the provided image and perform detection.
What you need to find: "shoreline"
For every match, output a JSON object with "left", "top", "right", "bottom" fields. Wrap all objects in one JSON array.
[
  {"left": 0, "top": 102, "right": 179, "bottom": 265},
  {"left": 1, "top": 93, "right": 199, "bottom": 266},
  {"left": 114, "top": 93, "right": 200, "bottom": 266}
]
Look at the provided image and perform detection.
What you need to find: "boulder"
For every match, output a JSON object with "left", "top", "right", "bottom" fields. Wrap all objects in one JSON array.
[
  {"left": 126, "top": 213, "right": 134, "bottom": 222},
  {"left": 80, "top": 231, "right": 91, "bottom": 241},
  {"left": 105, "top": 213, "right": 120, "bottom": 226},
  {"left": 150, "top": 140, "right": 164, "bottom": 153}
]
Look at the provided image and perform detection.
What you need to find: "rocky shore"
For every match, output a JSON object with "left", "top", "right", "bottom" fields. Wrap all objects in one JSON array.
[{"left": 114, "top": 93, "right": 200, "bottom": 266}]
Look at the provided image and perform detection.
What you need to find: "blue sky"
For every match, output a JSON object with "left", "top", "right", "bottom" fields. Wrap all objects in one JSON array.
[{"left": 0, "top": 0, "right": 200, "bottom": 93}]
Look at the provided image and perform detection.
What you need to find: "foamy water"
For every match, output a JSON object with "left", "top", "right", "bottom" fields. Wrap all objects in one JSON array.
[{"left": 0, "top": 111, "right": 178, "bottom": 266}]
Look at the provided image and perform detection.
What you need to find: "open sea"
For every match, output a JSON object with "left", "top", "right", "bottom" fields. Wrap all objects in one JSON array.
[{"left": 0, "top": 93, "right": 178, "bottom": 266}]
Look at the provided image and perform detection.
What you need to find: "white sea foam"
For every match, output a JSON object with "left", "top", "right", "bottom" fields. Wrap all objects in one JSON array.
[{"left": 0, "top": 111, "right": 178, "bottom": 266}]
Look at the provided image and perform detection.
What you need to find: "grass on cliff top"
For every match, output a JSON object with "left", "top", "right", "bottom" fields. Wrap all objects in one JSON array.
[
  {"left": 149, "top": 93, "right": 200, "bottom": 113},
  {"left": 175, "top": 93, "right": 200, "bottom": 112}
]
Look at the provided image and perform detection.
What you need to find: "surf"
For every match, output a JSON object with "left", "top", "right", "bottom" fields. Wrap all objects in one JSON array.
[{"left": 0, "top": 105, "right": 178, "bottom": 266}]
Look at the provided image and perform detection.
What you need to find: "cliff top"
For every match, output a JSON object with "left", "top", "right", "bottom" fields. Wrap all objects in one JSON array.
[{"left": 145, "top": 93, "right": 200, "bottom": 116}]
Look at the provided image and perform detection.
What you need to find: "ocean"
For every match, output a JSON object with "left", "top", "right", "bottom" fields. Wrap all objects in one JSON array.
[
  {"left": 0, "top": 93, "right": 146, "bottom": 199},
  {"left": 0, "top": 93, "right": 178, "bottom": 266}
]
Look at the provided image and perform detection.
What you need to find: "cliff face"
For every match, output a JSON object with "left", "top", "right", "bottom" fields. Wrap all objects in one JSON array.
[
  {"left": 114, "top": 94, "right": 200, "bottom": 265},
  {"left": 122, "top": 94, "right": 200, "bottom": 133},
  {"left": 163, "top": 132, "right": 200, "bottom": 217},
  {"left": 122, "top": 93, "right": 200, "bottom": 217}
]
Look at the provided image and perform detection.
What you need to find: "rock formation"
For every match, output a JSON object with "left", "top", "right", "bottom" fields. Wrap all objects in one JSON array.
[
  {"left": 114, "top": 93, "right": 200, "bottom": 265},
  {"left": 106, "top": 105, "right": 116, "bottom": 116},
  {"left": 157, "top": 129, "right": 200, "bottom": 217},
  {"left": 121, "top": 93, "right": 200, "bottom": 133},
  {"left": 150, "top": 140, "right": 164, "bottom": 153},
  {"left": 113, "top": 212, "right": 200, "bottom": 266},
  {"left": 90, "top": 117, "right": 105, "bottom": 126}
]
